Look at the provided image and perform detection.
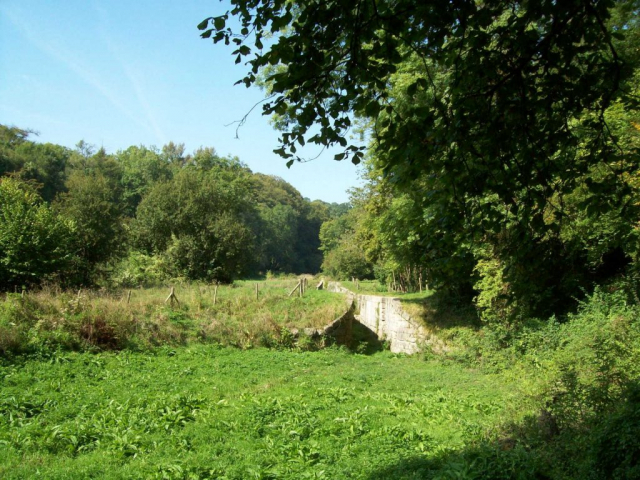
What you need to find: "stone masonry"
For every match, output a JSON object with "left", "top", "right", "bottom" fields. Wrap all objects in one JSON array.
[{"left": 328, "top": 282, "right": 430, "bottom": 354}]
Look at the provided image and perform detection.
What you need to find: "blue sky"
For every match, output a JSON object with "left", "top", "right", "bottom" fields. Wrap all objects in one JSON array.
[{"left": 0, "top": 0, "right": 362, "bottom": 203}]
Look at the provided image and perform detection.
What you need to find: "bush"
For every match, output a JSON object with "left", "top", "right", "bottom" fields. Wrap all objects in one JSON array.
[
  {"left": 108, "top": 251, "right": 167, "bottom": 288},
  {"left": 591, "top": 383, "right": 640, "bottom": 480},
  {"left": 321, "top": 236, "right": 373, "bottom": 280},
  {"left": 453, "top": 287, "right": 640, "bottom": 479}
]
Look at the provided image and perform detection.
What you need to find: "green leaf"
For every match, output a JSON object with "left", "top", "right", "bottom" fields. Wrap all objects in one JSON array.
[
  {"left": 364, "top": 101, "right": 381, "bottom": 118},
  {"left": 197, "top": 18, "right": 211, "bottom": 31},
  {"left": 213, "top": 16, "right": 226, "bottom": 31}
]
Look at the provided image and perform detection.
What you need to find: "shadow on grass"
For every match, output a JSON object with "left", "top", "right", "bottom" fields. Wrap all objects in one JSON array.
[
  {"left": 365, "top": 439, "right": 549, "bottom": 480},
  {"left": 401, "top": 291, "right": 481, "bottom": 331},
  {"left": 349, "top": 320, "right": 385, "bottom": 354},
  {"left": 367, "top": 380, "right": 640, "bottom": 480}
]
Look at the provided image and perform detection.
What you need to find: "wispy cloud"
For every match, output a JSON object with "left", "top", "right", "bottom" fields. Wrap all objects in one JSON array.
[
  {"left": 93, "top": 2, "right": 167, "bottom": 145},
  {"left": 1, "top": 3, "right": 163, "bottom": 143}
]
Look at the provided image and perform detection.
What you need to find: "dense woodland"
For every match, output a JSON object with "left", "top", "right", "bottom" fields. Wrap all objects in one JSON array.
[
  {"left": 0, "top": 124, "right": 348, "bottom": 289},
  {"left": 2, "top": 0, "right": 640, "bottom": 324}
]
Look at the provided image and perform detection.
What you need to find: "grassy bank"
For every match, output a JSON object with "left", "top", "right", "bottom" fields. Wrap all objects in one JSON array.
[
  {"left": 0, "top": 279, "right": 347, "bottom": 357},
  {"left": 339, "top": 281, "right": 640, "bottom": 479}
]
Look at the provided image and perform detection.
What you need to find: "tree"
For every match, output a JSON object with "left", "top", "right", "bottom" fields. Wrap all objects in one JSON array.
[
  {"left": 0, "top": 177, "right": 76, "bottom": 289},
  {"left": 115, "top": 145, "right": 173, "bottom": 216},
  {"left": 201, "top": 1, "right": 635, "bottom": 168},
  {"left": 0, "top": 125, "right": 31, "bottom": 176},
  {"left": 321, "top": 232, "right": 373, "bottom": 280},
  {"left": 56, "top": 149, "right": 125, "bottom": 283},
  {"left": 0, "top": 125, "right": 71, "bottom": 202},
  {"left": 295, "top": 199, "right": 330, "bottom": 273},
  {"left": 319, "top": 200, "right": 375, "bottom": 281},
  {"left": 251, "top": 174, "right": 328, "bottom": 273},
  {"left": 132, "top": 167, "right": 256, "bottom": 282},
  {"left": 161, "top": 141, "right": 187, "bottom": 167},
  {"left": 15, "top": 142, "right": 71, "bottom": 202},
  {"left": 257, "top": 203, "right": 299, "bottom": 272}
]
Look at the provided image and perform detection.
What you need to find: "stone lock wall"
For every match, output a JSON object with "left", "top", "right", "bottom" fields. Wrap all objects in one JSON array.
[
  {"left": 356, "top": 294, "right": 429, "bottom": 354},
  {"left": 328, "top": 282, "right": 430, "bottom": 355},
  {"left": 290, "top": 299, "right": 355, "bottom": 346}
]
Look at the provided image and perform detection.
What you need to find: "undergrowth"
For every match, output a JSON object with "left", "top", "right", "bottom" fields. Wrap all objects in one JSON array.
[
  {"left": 411, "top": 286, "right": 640, "bottom": 479},
  {"left": 2, "top": 281, "right": 639, "bottom": 478}
]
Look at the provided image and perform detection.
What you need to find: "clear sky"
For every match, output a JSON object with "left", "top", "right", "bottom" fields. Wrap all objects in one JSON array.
[{"left": 0, "top": 0, "right": 362, "bottom": 203}]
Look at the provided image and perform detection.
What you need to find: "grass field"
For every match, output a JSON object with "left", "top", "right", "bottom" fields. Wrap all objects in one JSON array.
[
  {"left": 0, "top": 345, "right": 538, "bottom": 479},
  {"left": 3, "top": 283, "right": 637, "bottom": 478}
]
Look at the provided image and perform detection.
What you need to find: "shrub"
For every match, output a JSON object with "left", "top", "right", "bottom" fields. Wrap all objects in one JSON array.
[
  {"left": 108, "top": 251, "right": 167, "bottom": 288},
  {"left": 591, "top": 383, "right": 640, "bottom": 480}
]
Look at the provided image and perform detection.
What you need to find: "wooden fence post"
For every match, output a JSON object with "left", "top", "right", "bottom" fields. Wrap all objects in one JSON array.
[
  {"left": 126, "top": 290, "right": 132, "bottom": 304},
  {"left": 255, "top": 282, "right": 259, "bottom": 301},
  {"left": 213, "top": 284, "right": 218, "bottom": 305},
  {"left": 165, "top": 286, "right": 179, "bottom": 307},
  {"left": 288, "top": 281, "right": 301, "bottom": 297}
]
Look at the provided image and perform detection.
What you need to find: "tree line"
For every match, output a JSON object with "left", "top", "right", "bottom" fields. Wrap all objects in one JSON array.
[{"left": 0, "top": 125, "right": 347, "bottom": 290}]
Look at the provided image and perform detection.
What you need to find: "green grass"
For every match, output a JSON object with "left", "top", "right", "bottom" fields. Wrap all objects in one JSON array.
[
  {"left": 0, "top": 345, "right": 537, "bottom": 479},
  {"left": 2, "top": 288, "right": 638, "bottom": 478}
]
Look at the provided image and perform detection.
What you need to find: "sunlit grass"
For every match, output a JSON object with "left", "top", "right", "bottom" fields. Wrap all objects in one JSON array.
[
  {"left": 0, "top": 345, "right": 536, "bottom": 479},
  {"left": 341, "top": 280, "right": 433, "bottom": 299}
]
